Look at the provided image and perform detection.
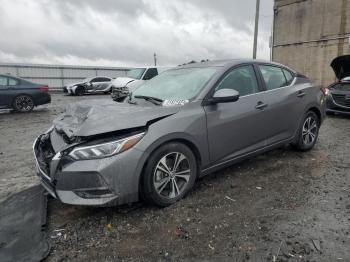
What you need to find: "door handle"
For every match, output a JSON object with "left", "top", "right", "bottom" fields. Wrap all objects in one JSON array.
[
  {"left": 297, "top": 91, "right": 306, "bottom": 98},
  {"left": 255, "top": 101, "right": 268, "bottom": 110}
]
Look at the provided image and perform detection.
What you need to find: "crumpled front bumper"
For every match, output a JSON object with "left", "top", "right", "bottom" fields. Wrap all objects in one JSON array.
[{"left": 32, "top": 135, "right": 122, "bottom": 206}]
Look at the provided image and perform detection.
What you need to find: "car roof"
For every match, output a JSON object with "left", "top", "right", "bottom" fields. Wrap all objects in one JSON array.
[{"left": 176, "top": 59, "right": 294, "bottom": 71}]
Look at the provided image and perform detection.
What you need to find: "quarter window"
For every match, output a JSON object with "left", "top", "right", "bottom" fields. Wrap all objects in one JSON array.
[
  {"left": 215, "top": 65, "right": 259, "bottom": 96},
  {"left": 259, "top": 65, "right": 287, "bottom": 90},
  {"left": 283, "top": 69, "right": 294, "bottom": 85},
  {"left": 0, "top": 76, "right": 7, "bottom": 86}
]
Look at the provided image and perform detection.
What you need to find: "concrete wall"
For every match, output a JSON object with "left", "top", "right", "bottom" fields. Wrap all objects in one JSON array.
[
  {"left": 0, "top": 63, "right": 130, "bottom": 90},
  {"left": 273, "top": 0, "right": 350, "bottom": 86}
]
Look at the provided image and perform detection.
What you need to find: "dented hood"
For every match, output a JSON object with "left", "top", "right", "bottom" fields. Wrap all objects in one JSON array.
[
  {"left": 331, "top": 55, "right": 350, "bottom": 80},
  {"left": 112, "top": 77, "right": 137, "bottom": 88},
  {"left": 53, "top": 99, "right": 181, "bottom": 138}
]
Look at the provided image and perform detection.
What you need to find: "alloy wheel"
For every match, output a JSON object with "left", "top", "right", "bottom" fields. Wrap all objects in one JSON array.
[
  {"left": 14, "top": 95, "right": 34, "bottom": 112},
  {"left": 153, "top": 152, "right": 191, "bottom": 199},
  {"left": 302, "top": 116, "right": 318, "bottom": 145}
]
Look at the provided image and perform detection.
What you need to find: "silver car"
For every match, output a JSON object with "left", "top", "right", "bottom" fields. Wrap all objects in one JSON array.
[
  {"left": 64, "top": 76, "right": 112, "bottom": 95},
  {"left": 33, "top": 59, "right": 326, "bottom": 207}
]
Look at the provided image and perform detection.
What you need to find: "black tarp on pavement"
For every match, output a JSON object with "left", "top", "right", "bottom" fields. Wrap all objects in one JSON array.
[{"left": 0, "top": 185, "right": 50, "bottom": 262}]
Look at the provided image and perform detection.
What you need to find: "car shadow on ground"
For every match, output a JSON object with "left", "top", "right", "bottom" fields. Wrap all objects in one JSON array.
[{"left": 44, "top": 144, "right": 343, "bottom": 261}]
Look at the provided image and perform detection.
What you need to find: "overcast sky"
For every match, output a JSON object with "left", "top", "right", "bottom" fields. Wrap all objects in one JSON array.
[{"left": 0, "top": 0, "right": 274, "bottom": 67}]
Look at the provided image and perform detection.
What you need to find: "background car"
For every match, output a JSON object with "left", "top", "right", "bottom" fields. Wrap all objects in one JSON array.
[
  {"left": 34, "top": 59, "right": 326, "bottom": 207},
  {"left": 0, "top": 74, "right": 50, "bottom": 112},
  {"left": 64, "top": 76, "right": 112, "bottom": 95},
  {"left": 111, "top": 67, "right": 170, "bottom": 101},
  {"left": 326, "top": 55, "right": 350, "bottom": 115}
]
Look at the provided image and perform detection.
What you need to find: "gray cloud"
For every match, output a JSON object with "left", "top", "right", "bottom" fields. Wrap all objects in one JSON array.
[{"left": 0, "top": 0, "right": 273, "bottom": 66}]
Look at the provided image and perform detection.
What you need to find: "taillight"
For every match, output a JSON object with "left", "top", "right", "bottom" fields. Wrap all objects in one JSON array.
[
  {"left": 321, "top": 87, "right": 329, "bottom": 96},
  {"left": 38, "top": 86, "right": 49, "bottom": 92}
]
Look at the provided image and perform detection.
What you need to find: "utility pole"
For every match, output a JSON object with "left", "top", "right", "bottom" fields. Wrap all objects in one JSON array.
[
  {"left": 154, "top": 52, "right": 157, "bottom": 66},
  {"left": 253, "top": 0, "right": 260, "bottom": 59}
]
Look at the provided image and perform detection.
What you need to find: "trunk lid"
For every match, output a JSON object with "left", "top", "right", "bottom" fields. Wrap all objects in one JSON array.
[{"left": 331, "top": 55, "right": 350, "bottom": 80}]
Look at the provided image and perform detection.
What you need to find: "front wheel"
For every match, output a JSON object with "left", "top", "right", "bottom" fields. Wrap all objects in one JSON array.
[
  {"left": 293, "top": 111, "right": 320, "bottom": 151},
  {"left": 141, "top": 143, "right": 197, "bottom": 207},
  {"left": 75, "top": 86, "right": 85, "bottom": 96},
  {"left": 13, "top": 95, "right": 34, "bottom": 112}
]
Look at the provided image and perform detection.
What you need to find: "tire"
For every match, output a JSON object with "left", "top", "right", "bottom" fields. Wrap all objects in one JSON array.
[
  {"left": 293, "top": 111, "right": 320, "bottom": 151},
  {"left": 75, "top": 86, "right": 85, "bottom": 96},
  {"left": 13, "top": 95, "right": 34, "bottom": 112},
  {"left": 141, "top": 143, "right": 197, "bottom": 207}
]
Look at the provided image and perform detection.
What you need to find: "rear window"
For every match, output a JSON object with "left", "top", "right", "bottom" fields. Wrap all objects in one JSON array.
[{"left": 8, "top": 78, "right": 18, "bottom": 86}]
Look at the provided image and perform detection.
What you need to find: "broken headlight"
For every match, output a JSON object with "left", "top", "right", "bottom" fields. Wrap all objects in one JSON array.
[{"left": 69, "top": 133, "right": 144, "bottom": 160}]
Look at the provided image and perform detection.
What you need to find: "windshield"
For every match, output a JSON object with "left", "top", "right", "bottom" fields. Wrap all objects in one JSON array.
[
  {"left": 341, "top": 76, "right": 350, "bottom": 81},
  {"left": 132, "top": 67, "right": 218, "bottom": 101},
  {"left": 127, "top": 68, "right": 146, "bottom": 80}
]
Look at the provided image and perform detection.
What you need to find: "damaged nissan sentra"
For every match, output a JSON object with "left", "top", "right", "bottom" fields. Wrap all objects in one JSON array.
[{"left": 33, "top": 59, "right": 326, "bottom": 207}]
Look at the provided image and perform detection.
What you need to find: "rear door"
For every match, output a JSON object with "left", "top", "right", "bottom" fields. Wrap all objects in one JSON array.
[
  {"left": 204, "top": 64, "right": 271, "bottom": 164},
  {"left": 256, "top": 64, "right": 305, "bottom": 144}
]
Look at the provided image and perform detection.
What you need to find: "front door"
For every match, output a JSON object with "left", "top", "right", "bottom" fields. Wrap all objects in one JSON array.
[{"left": 204, "top": 65, "right": 270, "bottom": 164}]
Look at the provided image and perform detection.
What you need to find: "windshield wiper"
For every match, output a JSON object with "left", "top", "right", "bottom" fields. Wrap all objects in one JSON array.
[{"left": 134, "top": 95, "right": 164, "bottom": 105}]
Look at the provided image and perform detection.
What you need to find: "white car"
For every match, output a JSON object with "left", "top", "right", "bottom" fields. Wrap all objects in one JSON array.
[
  {"left": 64, "top": 76, "right": 112, "bottom": 96},
  {"left": 111, "top": 67, "right": 171, "bottom": 101}
]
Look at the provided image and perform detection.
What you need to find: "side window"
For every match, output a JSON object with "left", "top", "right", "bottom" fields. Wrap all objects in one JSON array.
[
  {"left": 143, "top": 68, "right": 158, "bottom": 80},
  {"left": 259, "top": 65, "right": 287, "bottom": 90},
  {"left": 215, "top": 65, "right": 259, "bottom": 97},
  {"left": 8, "top": 78, "right": 18, "bottom": 86},
  {"left": 91, "top": 77, "right": 101, "bottom": 83},
  {"left": 0, "top": 76, "right": 8, "bottom": 87},
  {"left": 283, "top": 69, "right": 294, "bottom": 85}
]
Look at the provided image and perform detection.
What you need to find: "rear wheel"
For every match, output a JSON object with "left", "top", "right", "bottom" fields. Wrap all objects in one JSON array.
[
  {"left": 141, "top": 143, "right": 197, "bottom": 207},
  {"left": 13, "top": 95, "right": 34, "bottom": 112},
  {"left": 293, "top": 111, "right": 319, "bottom": 151}
]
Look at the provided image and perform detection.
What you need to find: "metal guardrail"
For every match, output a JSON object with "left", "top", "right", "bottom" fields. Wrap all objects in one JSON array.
[{"left": 0, "top": 63, "right": 131, "bottom": 90}]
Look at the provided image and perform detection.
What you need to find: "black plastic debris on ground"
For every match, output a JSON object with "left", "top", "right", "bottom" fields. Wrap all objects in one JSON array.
[{"left": 0, "top": 185, "right": 50, "bottom": 262}]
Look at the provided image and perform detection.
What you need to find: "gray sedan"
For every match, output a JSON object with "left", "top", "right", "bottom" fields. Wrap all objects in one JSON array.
[{"left": 33, "top": 59, "right": 326, "bottom": 207}]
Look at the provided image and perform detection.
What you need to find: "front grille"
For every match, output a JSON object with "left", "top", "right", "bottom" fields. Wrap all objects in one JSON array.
[{"left": 332, "top": 94, "right": 350, "bottom": 108}]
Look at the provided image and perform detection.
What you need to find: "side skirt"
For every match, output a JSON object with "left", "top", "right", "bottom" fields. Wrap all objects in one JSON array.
[{"left": 199, "top": 138, "right": 294, "bottom": 177}]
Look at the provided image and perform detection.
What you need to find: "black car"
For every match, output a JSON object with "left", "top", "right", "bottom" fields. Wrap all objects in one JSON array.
[
  {"left": 326, "top": 55, "right": 350, "bottom": 115},
  {"left": 0, "top": 74, "right": 51, "bottom": 112}
]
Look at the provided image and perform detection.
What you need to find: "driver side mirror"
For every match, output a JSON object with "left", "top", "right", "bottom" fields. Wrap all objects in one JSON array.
[{"left": 208, "top": 89, "right": 240, "bottom": 104}]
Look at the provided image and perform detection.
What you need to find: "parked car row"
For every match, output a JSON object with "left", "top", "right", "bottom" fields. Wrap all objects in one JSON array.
[
  {"left": 1, "top": 57, "right": 349, "bottom": 117},
  {"left": 62, "top": 67, "right": 170, "bottom": 97},
  {"left": 33, "top": 59, "right": 327, "bottom": 207}
]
